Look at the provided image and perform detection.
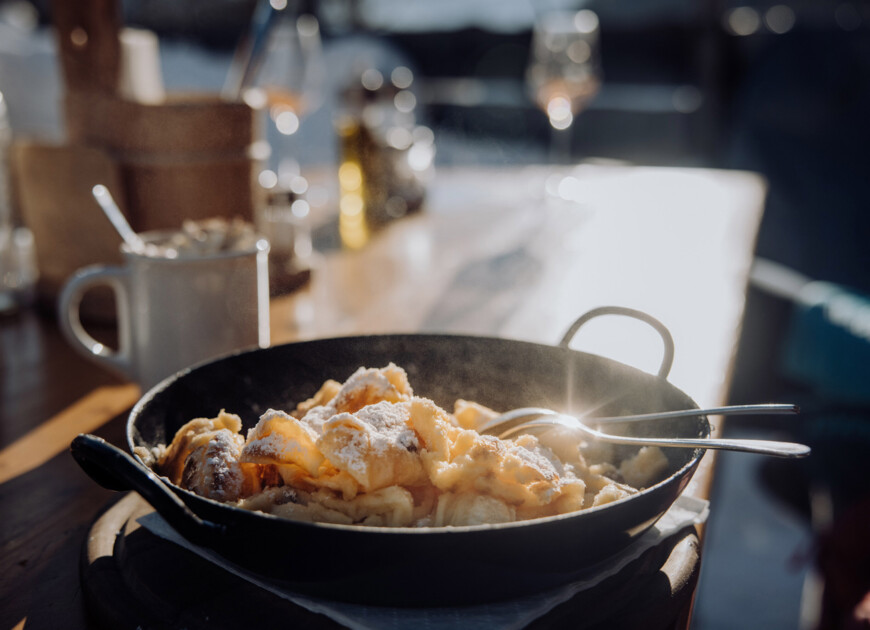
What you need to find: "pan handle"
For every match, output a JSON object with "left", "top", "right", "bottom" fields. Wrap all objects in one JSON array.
[
  {"left": 71, "top": 434, "right": 226, "bottom": 546},
  {"left": 559, "top": 306, "right": 675, "bottom": 379}
]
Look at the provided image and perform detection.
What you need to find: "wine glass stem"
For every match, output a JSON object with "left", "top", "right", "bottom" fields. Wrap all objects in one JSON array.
[{"left": 549, "top": 125, "right": 572, "bottom": 164}]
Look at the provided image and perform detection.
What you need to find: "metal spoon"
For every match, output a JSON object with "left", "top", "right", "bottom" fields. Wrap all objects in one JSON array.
[
  {"left": 92, "top": 185, "right": 146, "bottom": 254},
  {"left": 481, "top": 403, "right": 799, "bottom": 431},
  {"left": 480, "top": 405, "right": 810, "bottom": 458}
]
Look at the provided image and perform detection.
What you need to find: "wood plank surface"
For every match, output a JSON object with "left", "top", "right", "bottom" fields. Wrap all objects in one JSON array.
[
  {"left": 0, "top": 384, "right": 139, "bottom": 484},
  {"left": 0, "top": 164, "right": 766, "bottom": 630}
]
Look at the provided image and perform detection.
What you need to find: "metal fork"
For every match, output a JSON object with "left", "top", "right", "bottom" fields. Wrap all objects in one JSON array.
[{"left": 479, "top": 405, "right": 810, "bottom": 458}]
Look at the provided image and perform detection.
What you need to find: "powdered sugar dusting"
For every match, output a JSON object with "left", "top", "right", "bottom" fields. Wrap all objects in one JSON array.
[
  {"left": 355, "top": 401, "right": 418, "bottom": 451},
  {"left": 242, "top": 408, "right": 323, "bottom": 475},
  {"left": 317, "top": 402, "right": 421, "bottom": 489},
  {"left": 300, "top": 404, "right": 335, "bottom": 434},
  {"left": 507, "top": 435, "right": 561, "bottom": 482}
]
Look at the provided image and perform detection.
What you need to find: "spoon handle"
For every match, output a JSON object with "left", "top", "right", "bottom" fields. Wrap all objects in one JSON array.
[
  {"left": 594, "top": 403, "right": 799, "bottom": 424},
  {"left": 497, "top": 416, "right": 811, "bottom": 458},
  {"left": 583, "top": 430, "right": 811, "bottom": 458},
  {"left": 481, "top": 403, "right": 799, "bottom": 435},
  {"left": 92, "top": 184, "right": 146, "bottom": 253}
]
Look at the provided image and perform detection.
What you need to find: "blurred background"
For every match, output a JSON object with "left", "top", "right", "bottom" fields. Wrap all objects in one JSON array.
[{"left": 1, "top": 0, "right": 868, "bottom": 628}]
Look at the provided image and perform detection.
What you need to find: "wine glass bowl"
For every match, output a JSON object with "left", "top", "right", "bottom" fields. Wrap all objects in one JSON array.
[
  {"left": 527, "top": 10, "right": 602, "bottom": 133},
  {"left": 242, "top": 10, "right": 325, "bottom": 185}
]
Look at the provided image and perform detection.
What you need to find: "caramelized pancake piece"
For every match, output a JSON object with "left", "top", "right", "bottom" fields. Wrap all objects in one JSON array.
[
  {"left": 619, "top": 446, "right": 669, "bottom": 489},
  {"left": 313, "top": 485, "right": 416, "bottom": 527},
  {"left": 409, "top": 398, "right": 584, "bottom": 509},
  {"left": 331, "top": 364, "right": 413, "bottom": 414},
  {"left": 405, "top": 397, "right": 461, "bottom": 463},
  {"left": 453, "top": 399, "right": 498, "bottom": 431},
  {"left": 271, "top": 500, "right": 355, "bottom": 525},
  {"left": 292, "top": 379, "right": 341, "bottom": 418},
  {"left": 242, "top": 409, "right": 362, "bottom": 499},
  {"left": 433, "top": 492, "right": 516, "bottom": 526},
  {"left": 268, "top": 488, "right": 356, "bottom": 525},
  {"left": 236, "top": 486, "right": 299, "bottom": 513},
  {"left": 180, "top": 428, "right": 259, "bottom": 501},
  {"left": 243, "top": 485, "right": 415, "bottom": 526},
  {"left": 157, "top": 411, "right": 243, "bottom": 484},
  {"left": 316, "top": 401, "right": 426, "bottom": 493},
  {"left": 591, "top": 483, "right": 634, "bottom": 507},
  {"left": 241, "top": 409, "right": 324, "bottom": 476}
]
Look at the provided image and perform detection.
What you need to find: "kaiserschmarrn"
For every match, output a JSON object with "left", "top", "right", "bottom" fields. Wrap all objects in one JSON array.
[{"left": 139, "top": 364, "right": 670, "bottom": 527}]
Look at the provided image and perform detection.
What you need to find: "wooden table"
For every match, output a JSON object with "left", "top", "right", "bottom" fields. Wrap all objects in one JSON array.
[{"left": 0, "top": 164, "right": 765, "bottom": 629}]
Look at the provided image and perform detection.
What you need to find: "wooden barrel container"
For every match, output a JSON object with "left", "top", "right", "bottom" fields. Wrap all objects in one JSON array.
[{"left": 64, "top": 90, "right": 264, "bottom": 232}]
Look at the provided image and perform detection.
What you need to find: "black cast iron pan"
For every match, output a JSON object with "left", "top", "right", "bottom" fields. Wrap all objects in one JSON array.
[{"left": 71, "top": 306, "right": 709, "bottom": 606}]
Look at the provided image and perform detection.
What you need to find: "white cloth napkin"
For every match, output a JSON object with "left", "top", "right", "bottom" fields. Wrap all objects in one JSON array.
[{"left": 138, "top": 494, "right": 708, "bottom": 630}]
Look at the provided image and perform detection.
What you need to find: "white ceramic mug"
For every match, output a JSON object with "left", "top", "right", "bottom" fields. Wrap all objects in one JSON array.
[{"left": 59, "top": 230, "right": 270, "bottom": 390}]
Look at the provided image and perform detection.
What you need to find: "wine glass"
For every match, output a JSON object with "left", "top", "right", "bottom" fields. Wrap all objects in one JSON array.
[
  {"left": 526, "top": 10, "right": 602, "bottom": 163},
  {"left": 239, "top": 7, "right": 325, "bottom": 288},
  {"left": 242, "top": 8, "right": 325, "bottom": 187}
]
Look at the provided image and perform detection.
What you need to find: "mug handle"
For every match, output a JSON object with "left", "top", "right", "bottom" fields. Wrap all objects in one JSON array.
[{"left": 58, "top": 264, "right": 134, "bottom": 381}]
